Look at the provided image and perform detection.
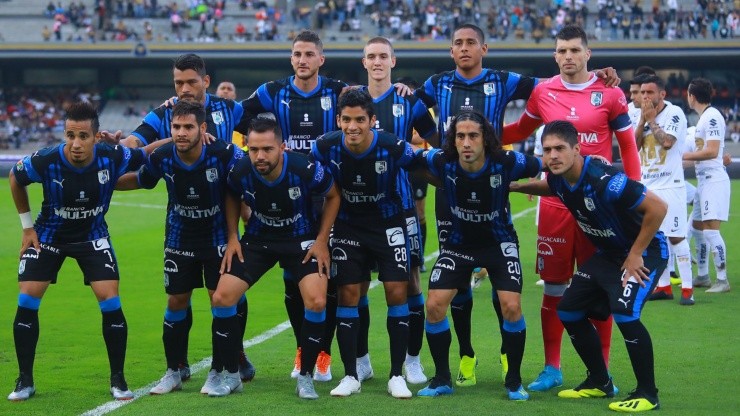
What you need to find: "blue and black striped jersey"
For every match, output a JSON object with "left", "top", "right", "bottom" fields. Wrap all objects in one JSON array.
[
  {"left": 546, "top": 157, "right": 667, "bottom": 255},
  {"left": 12, "top": 143, "right": 146, "bottom": 244},
  {"left": 238, "top": 75, "right": 347, "bottom": 153},
  {"left": 311, "top": 130, "right": 415, "bottom": 221},
  {"left": 131, "top": 94, "right": 244, "bottom": 145},
  {"left": 138, "top": 140, "right": 244, "bottom": 250},
  {"left": 417, "top": 68, "right": 536, "bottom": 143},
  {"left": 227, "top": 151, "right": 334, "bottom": 240},
  {"left": 424, "top": 148, "right": 541, "bottom": 247}
]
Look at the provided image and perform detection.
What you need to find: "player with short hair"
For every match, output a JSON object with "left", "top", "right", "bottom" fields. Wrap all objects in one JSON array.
[
  {"left": 502, "top": 24, "right": 640, "bottom": 393},
  {"left": 311, "top": 88, "right": 417, "bottom": 399},
  {"left": 356, "top": 36, "right": 438, "bottom": 385},
  {"left": 634, "top": 75, "right": 692, "bottom": 305},
  {"left": 8, "top": 101, "right": 154, "bottom": 401},
  {"left": 627, "top": 66, "right": 657, "bottom": 130},
  {"left": 237, "top": 30, "right": 347, "bottom": 381},
  {"left": 116, "top": 100, "right": 246, "bottom": 396},
  {"left": 512, "top": 119, "right": 668, "bottom": 412},
  {"left": 218, "top": 116, "right": 340, "bottom": 399},
  {"left": 215, "top": 81, "right": 247, "bottom": 150},
  {"left": 416, "top": 111, "right": 541, "bottom": 400},
  {"left": 683, "top": 78, "right": 731, "bottom": 293}
]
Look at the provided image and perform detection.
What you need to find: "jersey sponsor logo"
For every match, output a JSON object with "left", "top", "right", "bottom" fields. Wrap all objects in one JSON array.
[
  {"left": 342, "top": 189, "right": 385, "bottom": 203},
  {"left": 186, "top": 187, "right": 199, "bottom": 200},
  {"left": 435, "top": 256, "right": 456, "bottom": 271},
  {"left": 15, "top": 160, "right": 24, "bottom": 171},
  {"left": 320, "top": 97, "right": 332, "bottom": 111},
  {"left": 385, "top": 227, "right": 406, "bottom": 246},
  {"left": 392, "top": 104, "right": 404, "bottom": 117},
  {"left": 92, "top": 238, "right": 111, "bottom": 251},
  {"left": 211, "top": 111, "right": 224, "bottom": 125},
  {"left": 375, "top": 161, "right": 387, "bottom": 174},
  {"left": 299, "top": 113, "right": 314, "bottom": 127},
  {"left": 590, "top": 92, "right": 603, "bottom": 106},
  {"left": 206, "top": 168, "right": 219, "bottom": 183},
  {"left": 77, "top": 191, "right": 89, "bottom": 203},
  {"left": 467, "top": 192, "right": 480, "bottom": 203},
  {"left": 289, "top": 186, "right": 302, "bottom": 200},
  {"left": 165, "top": 247, "right": 195, "bottom": 257},
  {"left": 483, "top": 83, "right": 496, "bottom": 95},
  {"left": 173, "top": 203, "right": 221, "bottom": 219},
  {"left": 671, "top": 115, "right": 680, "bottom": 124},
  {"left": 438, "top": 229, "right": 448, "bottom": 243},
  {"left": 254, "top": 211, "right": 303, "bottom": 227},
  {"left": 331, "top": 247, "right": 348, "bottom": 261},
  {"left": 22, "top": 250, "right": 39, "bottom": 260},
  {"left": 500, "top": 242, "right": 519, "bottom": 258},
  {"left": 52, "top": 178, "right": 65, "bottom": 188},
  {"left": 330, "top": 237, "right": 360, "bottom": 247},
  {"left": 451, "top": 206, "right": 499, "bottom": 222},
  {"left": 313, "top": 164, "right": 324, "bottom": 182},
  {"left": 608, "top": 174, "right": 627, "bottom": 193},
  {"left": 405, "top": 216, "right": 418, "bottom": 236},
  {"left": 18, "top": 259, "right": 26, "bottom": 275},
  {"left": 54, "top": 206, "right": 105, "bottom": 219},
  {"left": 440, "top": 248, "right": 474, "bottom": 261},
  {"left": 40, "top": 243, "right": 59, "bottom": 253},
  {"left": 217, "top": 244, "right": 227, "bottom": 258},
  {"left": 300, "top": 240, "right": 315, "bottom": 250},
  {"left": 164, "top": 259, "right": 179, "bottom": 273},
  {"left": 576, "top": 220, "right": 616, "bottom": 238},
  {"left": 98, "top": 169, "right": 110, "bottom": 184},
  {"left": 567, "top": 107, "right": 579, "bottom": 121},
  {"left": 584, "top": 197, "right": 596, "bottom": 211},
  {"left": 430, "top": 268, "right": 441, "bottom": 282},
  {"left": 575, "top": 270, "right": 591, "bottom": 279},
  {"left": 490, "top": 174, "right": 502, "bottom": 188},
  {"left": 579, "top": 132, "right": 598, "bottom": 143}
]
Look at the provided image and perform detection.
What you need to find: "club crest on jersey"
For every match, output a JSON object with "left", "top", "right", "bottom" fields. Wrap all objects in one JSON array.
[
  {"left": 375, "top": 161, "right": 387, "bottom": 174},
  {"left": 15, "top": 160, "right": 24, "bottom": 171},
  {"left": 490, "top": 174, "right": 502, "bottom": 188},
  {"left": 484, "top": 83, "right": 496, "bottom": 95},
  {"left": 321, "top": 97, "right": 332, "bottom": 111},
  {"left": 211, "top": 111, "right": 224, "bottom": 125},
  {"left": 584, "top": 197, "right": 596, "bottom": 211},
  {"left": 392, "top": 104, "right": 404, "bottom": 117},
  {"left": 206, "top": 168, "right": 218, "bottom": 182},
  {"left": 289, "top": 186, "right": 302, "bottom": 200},
  {"left": 98, "top": 169, "right": 110, "bottom": 184},
  {"left": 590, "top": 92, "right": 603, "bottom": 106}
]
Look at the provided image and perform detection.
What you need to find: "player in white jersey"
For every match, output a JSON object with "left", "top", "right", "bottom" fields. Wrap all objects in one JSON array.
[
  {"left": 627, "top": 67, "right": 657, "bottom": 130},
  {"left": 683, "top": 78, "right": 731, "bottom": 293},
  {"left": 634, "top": 75, "right": 693, "bottom": 305}
]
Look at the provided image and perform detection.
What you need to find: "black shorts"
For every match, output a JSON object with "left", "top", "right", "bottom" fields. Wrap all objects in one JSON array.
[
  {"left": 18, "top": 237, "right": 120, "bottom": 284},
  {"left": 330, "top": 218, "right": 410, "bottom": 285},
  {"left": 409, "top": 171, "right": 429, "bottom": 201},
  {"left": 405, "top": 209, "right": 422, "bottom": 268},
  {"left": 557, "top": 247, "right": 668, "bottom": 320},
  {"left": 163, "top": 245, "right": 226, "bottom": 295},
  {"left": 226, "top": 237, "right": 320, "bottom": 287},
  {"left": 428, "top": 243, "right": 524, "bottom": 293}
]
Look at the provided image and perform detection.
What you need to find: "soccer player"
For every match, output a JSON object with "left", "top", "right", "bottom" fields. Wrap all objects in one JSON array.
[
  {"left": 311, "top": 88, "right": 416, "bottom": 399},
  {"left": 215, "top": 80, "right": 247, "bottom": 149},
  {"left": 236, "top": 29, "right": 347, "bottom": 381},
  {"left": 217, "top": 117, "right": 340, "bottom": 400},
  {"left": 357, "top": 36, "right": 438, "bottom": 385},
  {"left": 683, "top": 78, "right": 731, "bottom": 293},
  {"left": 115, "top": 53, "right": 254, "bottom": 382},
  {"left": 8, "top": 101, "right": 154, "bottom": 401},
  {"left": 634, "top": 75, "right": 693, "bottom": 304},
  {"left": 115, "top": 100, "right": 246, "bottom": 396},
  {"left": 502, "top": 24, "right": 640, "bottom": 392},
  {"left": 416, "top": 111, "right": 541, "bottom": 400},
  {"left": 627, "top": 66, "right": 657, "bottom": 130},
  {"left": 512, "top": 120, "right": 668, "bottom": 412}
]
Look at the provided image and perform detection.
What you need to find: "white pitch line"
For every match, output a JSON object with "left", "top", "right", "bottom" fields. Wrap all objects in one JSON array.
[{"left": 80, "top": 205, "right": 536, "bottom": 415}]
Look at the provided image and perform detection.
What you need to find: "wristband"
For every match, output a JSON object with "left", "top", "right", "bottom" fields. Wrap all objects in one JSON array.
[{"left": 19, "top": 212, "right": 33, "bottom": 229}]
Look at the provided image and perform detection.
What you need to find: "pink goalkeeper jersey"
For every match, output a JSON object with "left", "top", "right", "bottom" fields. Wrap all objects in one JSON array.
[{"left": 525, "top": 74, "right": 633, "bottom": 207}]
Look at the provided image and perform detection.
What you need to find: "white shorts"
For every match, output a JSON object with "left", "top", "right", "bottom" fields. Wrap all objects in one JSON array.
[
  {"left": 693, "top": 178, "right": 731, "bottom": 222},
  {"left": 653, "top": 187, "right": 688, "bottom": 237}
]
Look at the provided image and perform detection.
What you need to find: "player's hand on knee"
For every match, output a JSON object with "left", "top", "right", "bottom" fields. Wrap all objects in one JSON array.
[
  {"left": 304, "top": 244, "right": 330, "bottom": 279},
  {"left": 20, "top": 228, "right": 41, "bottom": 256},
  {"left": 620, "top": 254, "right": 650, "bottom": 287},
  {"left": 220, "top": 238, "right": 243, "bottom": 274}
]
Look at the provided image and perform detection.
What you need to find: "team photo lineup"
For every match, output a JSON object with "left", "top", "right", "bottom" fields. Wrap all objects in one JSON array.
[{"left": 6, "top": 21, "right": 735, "bottom": 414}]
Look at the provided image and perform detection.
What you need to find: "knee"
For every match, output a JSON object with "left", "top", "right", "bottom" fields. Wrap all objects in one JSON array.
[
  {"left": 425, "top": 299, "right": 447, "bottom": 321},
  {"left": 303, "top": 293, "right": 326, "bottom": 312},
  {"left": 167, "top": 294, "right": 191, "bottom": 310},
  {"left": 500, "top": 299, "right": 522, "bottom": 321},
  {"left": 210, "top": 290, "right": 234, "bottom": 308}
]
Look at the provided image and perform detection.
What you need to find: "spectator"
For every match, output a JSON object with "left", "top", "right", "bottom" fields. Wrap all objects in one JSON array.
[{"left": 42, "top": 26, "right": 51, "bottom": 41}]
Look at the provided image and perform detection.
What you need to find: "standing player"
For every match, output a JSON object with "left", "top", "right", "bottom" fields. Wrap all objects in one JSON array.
[
  {"left": 115, "top": 101, "right": 246, "bottom": 396},
  {"left": 8, "top": 102, "right": 153, "bottom": 401},
  {"left": 115, "top": 53, "right": 253, "bottom": 382},
  {"left": 311, "top": 88, "right": 416, "bottom": 399},
  {"left": 634, "top": 75, "right": 692, "bottom": 304},
  {"left": 357, "top": 36, "right": 438, "bottom": 385},
  {"left": 502, "top": 24, "right": 640, "bottom": 392},
  {"left": 683, "top": 78, "right": 731, "bottom": 293},
  {"left": 215, "top": 80, "right": 247, "bottom": 149},
  {"left": 236, "top": 30, "right": 347, "bottom": 381},
  {"left": 512, "top": 120, "right": 668, "bottom": 412},
  {"left": 416, "top": 111, "right": 541, "bottom": 400},
  {"left": 217, "top": 117, "right": 340, "bottom": 399},
  {"left": 627, "top": 66, "right": 657, "bottom": 130}
]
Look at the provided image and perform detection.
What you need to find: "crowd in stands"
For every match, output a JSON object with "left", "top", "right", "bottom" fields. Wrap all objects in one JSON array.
[
  {"left": 0, "top": 88, "right": 100, "bottom": 150},
  {"left": 30, "top": 1, "right": 737, "bottom": 44}
]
